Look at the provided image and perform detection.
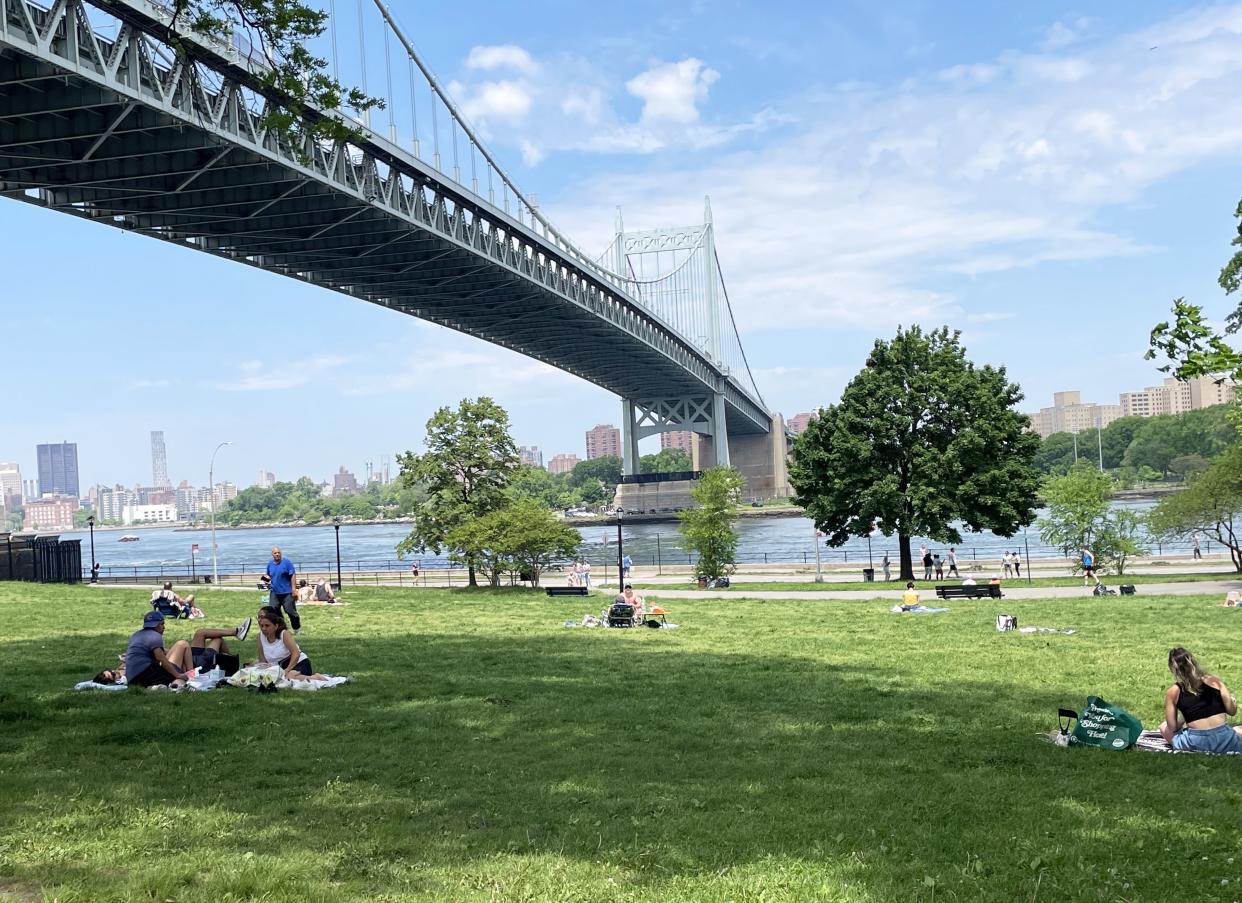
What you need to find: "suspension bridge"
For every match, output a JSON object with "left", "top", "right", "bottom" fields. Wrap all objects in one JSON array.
[{"left": 0, "top": 0, "right": 788, "bottom": 496}]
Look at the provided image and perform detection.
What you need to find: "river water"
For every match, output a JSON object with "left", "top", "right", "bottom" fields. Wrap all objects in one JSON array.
[{"left": 60, "top": 499, "right": 1186, "bottom": 578}]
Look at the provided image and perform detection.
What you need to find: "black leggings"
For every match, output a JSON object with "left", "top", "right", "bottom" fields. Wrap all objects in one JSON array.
[{"left": 269, "top": 592, "right": 301, "bottom": 630}]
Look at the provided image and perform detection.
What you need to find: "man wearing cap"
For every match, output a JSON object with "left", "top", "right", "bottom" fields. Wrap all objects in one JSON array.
[
  {"left": 261, "top": 546, "right": 301, "bottom": 633},
  {"left": 124, "top": 611, "right": 191, "bottom": 688}
]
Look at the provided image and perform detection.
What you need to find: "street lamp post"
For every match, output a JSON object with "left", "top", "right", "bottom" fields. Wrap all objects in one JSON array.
[
  {"left": 87, "top": 514, "right": 96, "bottom": 582},
  {"left": 616, "top": 508, "right": 624, "bottom": 588},
  {"left": 813, "top": 527, "right": 824, "bottom": 582},
  {"left": 333, "top": 518, "right": 343, "bottom": 590},
  {"left": 209, "top": 440, "right": 232, "bottom": 585}
]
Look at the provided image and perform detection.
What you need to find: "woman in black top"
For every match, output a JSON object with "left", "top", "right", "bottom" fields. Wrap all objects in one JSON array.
[{"left": 1160, "top": 647, "right": 1242, "bottom": 753}]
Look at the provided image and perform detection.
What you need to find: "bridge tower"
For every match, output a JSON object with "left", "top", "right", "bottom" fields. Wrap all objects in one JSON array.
[{"left": 611, "top": 200, "right": 789, "bottom": 507}]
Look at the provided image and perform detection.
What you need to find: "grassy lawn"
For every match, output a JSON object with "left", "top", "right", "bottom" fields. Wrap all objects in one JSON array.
[
  {"left": 633, "top": 570, "right": 1242, "bottom": 593},
  {"left": 3, "top": 583, "right": 1242, "bottom": 901}
]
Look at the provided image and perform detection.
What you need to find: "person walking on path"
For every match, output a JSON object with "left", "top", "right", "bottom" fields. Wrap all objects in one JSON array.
[
  {"left": 1081, "top": 546, "right": 1100, "bottom": 587},
  {"left": 946, "top": 548, "right": 959, "bottom": 578},
  {"left": 262, "top": 546, "right": 301, "bottom": 633},
  {"left": 1193, "top": 535, "right": 1202, "bottom": 560},
  {"left": 1002, "top": 551, "right": 1013, "bottom": 578},
  {"left": 882, "top": 554, "right": 891, "bottom": 582},
  {"left": 933, "top": 554, "right": 944, "bottom": 580},
  {"left": 1012, "top": 550, "right": 1022, "bottom": 578},
  {"left": 921, "top": 549, "right": 933, "bottom": 581}
]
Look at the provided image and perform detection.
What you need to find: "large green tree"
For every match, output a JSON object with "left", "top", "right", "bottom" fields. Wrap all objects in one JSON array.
[
  {"left": 397, "top": 397, "right": 519, "bottom": 586},
  {"left": 679, "top": 467, "right": 745, "bottom": 582},
  {"left": 1100, "top": 416, "right": 1147, "bottom": 469},
  {"left": 1149, "top": 446, "right": 1242, "bottom": 571},
  {"left": 640, "top": 448, "right": 693, "bottom": 474},
  {"left": 789, "top": 326, "right": 1041, "bottom": 581},
  {"left": 1034, "top": 432, "right": 1077, "bottom": 475}
]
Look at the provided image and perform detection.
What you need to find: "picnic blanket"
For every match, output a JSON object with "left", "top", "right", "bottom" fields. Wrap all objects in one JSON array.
[
  {"left": 1134, "top": 729, "right": 1241, "bottom": 755},
  {"left": 226, "top": 663, "right": 351, "bottom": 691},
  {"left": 74, "top": 679, "right": 127, "bottom": 692},
  {"left": 890, "top": 605, "right": 950, "bottom": 614},
  {"left": 563, "top": 619, "right": 681, "bottom": 629},
  {"left": 1018, "top": 626, "right": 1076, "bottom": 635}
]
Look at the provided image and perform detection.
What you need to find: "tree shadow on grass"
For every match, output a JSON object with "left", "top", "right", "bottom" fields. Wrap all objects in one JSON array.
[{"left": 2, "top": 619, "right": 1241, "bottom": 902}]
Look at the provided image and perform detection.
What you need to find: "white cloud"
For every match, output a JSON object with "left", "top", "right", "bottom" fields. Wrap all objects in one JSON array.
[
  {"left": 453, "top": 79, "right": 533, "bottom": 123},
  {"left": 466, "top": 45, "right": 538, "bottom": 75},
  {"left": 214, "top": 356, "right": 346, "bottom": 392},
  {"left": 626, "top": 58, "right": 720, "bottom": 124},
  {"left": 537, "top": 5, "right": 1242, "bottom": 335}
]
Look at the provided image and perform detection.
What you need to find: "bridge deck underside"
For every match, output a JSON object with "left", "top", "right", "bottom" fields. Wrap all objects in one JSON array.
[{"left": 0, "top": 45, "right": 768, "bottom": 434}]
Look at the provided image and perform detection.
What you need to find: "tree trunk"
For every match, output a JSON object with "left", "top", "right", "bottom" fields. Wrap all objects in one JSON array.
[
  {"left": 468, "top": 564, "right": 478, "bottom": 587},
  {"left": 898, "top": 533, "right": 914, "bottom": 581}
]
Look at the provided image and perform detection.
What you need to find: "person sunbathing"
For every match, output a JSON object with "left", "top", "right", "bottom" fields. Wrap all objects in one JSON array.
[
  {"left": 297, "top": 579, "right": 315, "bottom": 605},
  {"left": 313, "top": 577, "right": 338, "bottom": 603},
  {"left": 622, "top": 584, "right": 646, "bottom": 619},
  {"left": 92, "top": 664, "right": 125, "bottom": 685},
  {"left": 1159, "top": 647, "right": 1242, "bottom": 753},
  {"left": 1218, "top": 591, "right": 1241, "bottom": 608},
  {"left": 254, "top": 607, "right": 329, "bottom": 681}
]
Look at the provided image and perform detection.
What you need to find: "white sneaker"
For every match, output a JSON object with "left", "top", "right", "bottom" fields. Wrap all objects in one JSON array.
[{"left": 236, "top": 617, "right": 253, "bottom": 643}]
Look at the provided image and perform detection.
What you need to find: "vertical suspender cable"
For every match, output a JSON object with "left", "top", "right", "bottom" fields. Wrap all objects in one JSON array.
[
  {"left": 431, "top": 93, "right": 440, "bottom": 171},
  {"left": 356, "top": 0, "right": 369, "bottom": 127},
  {"left": 329, "top": 0, "right": 339, "bottom": 82},
  {"left": 451, "top": 118, "right": 460, "bottom": 184},
  {"left": 407, "top": 57, "right": 419, "bottom": 157},
  {"left": 384, "top": 26, "right": 395, "bottom": 141}
]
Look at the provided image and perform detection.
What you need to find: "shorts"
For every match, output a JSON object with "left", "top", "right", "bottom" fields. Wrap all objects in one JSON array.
[
  {"left": 191, "top": 647, "right": 216, "bottom": 670},
  {"left": 1172, "top": 723, "right": 1242, "bottom": 754},
  {"left": 129, "top": 665, "right": 176, "bottom": 688},
  {"left": 278, "top": 656, "right": 313, "bottom": 676}
]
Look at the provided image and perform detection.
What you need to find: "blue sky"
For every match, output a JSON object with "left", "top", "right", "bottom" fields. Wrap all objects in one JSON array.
[{"left": 5, "top": 1, "right": 1242, "bottom": 490}]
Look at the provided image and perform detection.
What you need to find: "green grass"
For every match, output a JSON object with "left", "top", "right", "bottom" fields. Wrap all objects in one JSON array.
[
  {"left": 634, "top": 570, "right": 1242, "bottom": 593},
  {"left": 3, "top": 583, "right": 1242, "bottom": 901}
]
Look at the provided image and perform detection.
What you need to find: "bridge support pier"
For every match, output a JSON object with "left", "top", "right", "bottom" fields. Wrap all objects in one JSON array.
[{"left": 692, "top": 411, "right": 791, "bottom": 501}]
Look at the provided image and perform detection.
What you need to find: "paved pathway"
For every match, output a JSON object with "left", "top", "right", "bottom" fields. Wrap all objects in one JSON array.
[{"left": 632, "top": 581, "right": 1241, "bottom": 601}]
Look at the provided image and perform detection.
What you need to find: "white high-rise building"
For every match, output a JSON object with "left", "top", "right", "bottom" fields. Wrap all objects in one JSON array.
[{"left": 0, "top": 462, "right": 21, "bottom": 506}]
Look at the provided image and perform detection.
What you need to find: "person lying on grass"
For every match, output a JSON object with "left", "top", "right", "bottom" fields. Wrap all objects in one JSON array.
[
  {"left": 1160, "top": 647, "right": 1242, "bottom": 754},
  {"left": 92, "top": 663, "right": 125, "bottom": 686},
  {"left": 254, "top": 607, "right": 330, "bottom": 682}
]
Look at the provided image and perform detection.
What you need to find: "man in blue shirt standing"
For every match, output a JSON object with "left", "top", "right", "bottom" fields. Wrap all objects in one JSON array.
[{"left": 263, "top": 546, "right": 301, "bottom": 632}]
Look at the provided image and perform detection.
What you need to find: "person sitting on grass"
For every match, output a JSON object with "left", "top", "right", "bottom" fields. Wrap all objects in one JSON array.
[
  {"left": 314, "top": 577, "right": 338, "bottom": 603},
  {"left": 1159, "top": 647, "right": 1242, "bottom": 753},
  {"left": 254, "top": 607, "right": 329, "bottom": 682},
  {"left": 900, "top": 581, "right": 919, "bottom": 610},
  {"left": 297, "top": 579, "right": 315, "bottom": 605},
  {"left": 1218, "top": 591, "right": 1241, "bottom": 608},
  {"left": 622, "top": 584, "right": 646, "bottom": 619},
  {"left": 151, "top": 582, "right": 194, "bottom": 619}
]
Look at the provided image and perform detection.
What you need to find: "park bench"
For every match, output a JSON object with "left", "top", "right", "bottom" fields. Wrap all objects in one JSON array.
[
  {"left": 546, "top": 586, "right": 589, "bottom": 597},
  {"left": 935, "top": 584, "right": 1002, "bottom": 600}
]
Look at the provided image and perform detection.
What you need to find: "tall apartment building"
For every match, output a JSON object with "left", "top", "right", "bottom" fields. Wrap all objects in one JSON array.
[
  {"left": 519, "top": 446, "right": 544, "bottom": 468},
  {"left": 212, "top": 481, "right": 238, "bottom": 512},
  {"left": 0, "top": 462, "right": 21, "bottom": 509},
  {"left": 36, "top": 441, "right": 79, "bottom": 498},
  {"left": 585, "top": 424, "right": 621, "bottom": 460},
  {"left": 1119, "top": 376, "right": 1237, "bottom": 418},
  {"left": 256, "top": 470, "right": 276, "bottom": 489},
  {"left": 1028, "top": 392, "right": 1122, "bottom": 439},
  {"left": 786, "top": 413, "right": 816, "bottom": 436},
  {"left": 150, "top": 430, "right": 170, "bottom": 487},
  {"left": 23, "top": 497, "right": 77, "bottom": 531},
  {"left": 660, "top": 431, "right": 694, "bottom": 453},
  {"left": 23, "top": 478, "right": 38, "bottom": 502},
  {"left": 96, "top": 485, "right": 131, "bottom": 523},
  {"left": 548, "top": 453, "right": 579, "bottom": 475}
]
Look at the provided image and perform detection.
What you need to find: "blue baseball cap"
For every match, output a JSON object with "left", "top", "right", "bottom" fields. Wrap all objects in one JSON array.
[{"left": 143, "top": 611, "right": 165, "bottom": 628}]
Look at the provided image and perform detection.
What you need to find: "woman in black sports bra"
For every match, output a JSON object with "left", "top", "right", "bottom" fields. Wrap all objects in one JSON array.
[{"left": 1160, "top": 647, "right": 1242, "bottom": 753}]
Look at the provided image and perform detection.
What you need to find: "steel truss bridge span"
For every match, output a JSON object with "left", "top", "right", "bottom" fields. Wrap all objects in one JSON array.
[{"left": 0, "top": 0, "right": 772, "bottom": 458}]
